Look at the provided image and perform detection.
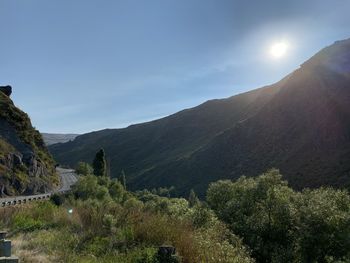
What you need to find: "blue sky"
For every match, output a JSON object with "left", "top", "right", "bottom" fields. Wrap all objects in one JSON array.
[{"left": 1, "top": 0, "right": 350, "bottom": 133}]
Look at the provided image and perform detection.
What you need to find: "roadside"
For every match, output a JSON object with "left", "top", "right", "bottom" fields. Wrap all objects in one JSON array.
[{"left": 0, "top": 168, "right": 78, "bottom": 207}]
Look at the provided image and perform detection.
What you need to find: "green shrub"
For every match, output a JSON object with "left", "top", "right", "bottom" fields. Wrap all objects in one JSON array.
[
  {"left": 207, "top": 169, "right": 350, "bottom": 262},
  {"left": 84, "top": 236, "right": 111, "bottom": 256},
  {"left": 75, "top": 162, "right": 93, "bottom": 176},
  {"left": 294, "top": 188, "right": 350, "bottom": 262},
  {"left": 108, "top": 180, "right": 124, "bottom": 200},
  {"left": 133, "top": 247, "right": 158, "bottom": 263},
  {"left": 12, "top": 214, "right": 46, "bottom": 232},
  {"left": 73, "top": 175, "right": 110, "bottom": 201}
]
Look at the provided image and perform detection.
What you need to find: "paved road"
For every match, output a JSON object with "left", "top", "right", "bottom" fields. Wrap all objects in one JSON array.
[
  {"left": 0, "top": 168, "right": 78, "bottom": 207},
  {"left": 56, "top": 167, "right": 78, "bottom": 192}
]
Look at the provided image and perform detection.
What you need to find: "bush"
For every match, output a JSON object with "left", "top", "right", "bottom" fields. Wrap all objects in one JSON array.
[
  {"left": 75, "top": 162, "right": 93, "bottom": 176},
  {"left": 294, "top": 188, "right": 350, "bottom": 262},
  {"left": 12, "top": 214, "right": 46, "bottom": 232},
  {"left": 51, "top": 193, "right": 65, "bottom": 206},
  {"left": 72, "top": 175, "right": 110, "bottom": 201},
  {"left": 207, "top": 169, "right": 350, "bottom": 262}
]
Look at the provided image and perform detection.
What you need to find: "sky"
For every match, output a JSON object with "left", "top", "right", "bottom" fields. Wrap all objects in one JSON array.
[{"left": 1, "top": 0, "right": 350, "bottom": 133}]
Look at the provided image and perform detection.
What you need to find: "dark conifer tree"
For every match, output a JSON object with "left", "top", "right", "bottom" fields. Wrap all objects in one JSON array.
[{"left": 93, "top": 149, "right": 107, "bottom": 177}]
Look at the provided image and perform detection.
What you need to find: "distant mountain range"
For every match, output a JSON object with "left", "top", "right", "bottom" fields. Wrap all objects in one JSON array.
[
  {"left": 0, "top": 87, "right": 57, "bottom": 196},
  {"left": 49, "top": 38, "right": 350, "bottom": 196},
  {"left": 42, "top": 133, "right": 79, "bottom": 146}
]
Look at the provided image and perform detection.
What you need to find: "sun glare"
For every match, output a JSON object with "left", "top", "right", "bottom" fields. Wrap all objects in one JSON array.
[{"left": 270, "top": 41, "right": 288, "bottom": 58}]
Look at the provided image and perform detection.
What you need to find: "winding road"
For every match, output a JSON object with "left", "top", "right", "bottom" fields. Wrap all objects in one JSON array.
[
  {"left": 0, "top": 168, "right": 78, "bottom": 207},
  {"left": 56, "top": 167, "right": 78, "bottom": 192}
]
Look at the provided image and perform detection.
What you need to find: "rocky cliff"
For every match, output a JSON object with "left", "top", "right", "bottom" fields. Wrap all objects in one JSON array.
[{"left": 0, "top": 86, "right": 58, "bottom": 196}]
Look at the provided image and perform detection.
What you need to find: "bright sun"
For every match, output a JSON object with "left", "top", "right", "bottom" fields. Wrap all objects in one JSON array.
[{"left": 270, "top": 41, "right": 288, "bottom": 58}]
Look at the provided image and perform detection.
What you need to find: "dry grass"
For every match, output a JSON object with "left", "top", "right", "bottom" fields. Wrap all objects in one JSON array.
[
  {"left": 0, "top": 206, "right": 17, "bottom": 222},
  {"left": 12, "top": 234, "right": 57, "bottom": 263}
]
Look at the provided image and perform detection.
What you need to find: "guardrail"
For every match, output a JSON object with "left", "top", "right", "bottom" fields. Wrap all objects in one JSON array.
[
  {"left": 0, "top": 188, "right": 75, "bottom": 208},
  {"left": 1, "top": 193, "right": 52, "bottom": 208},
  {"left": 1, "top": 168, "right": 77, "bottom": 208}
]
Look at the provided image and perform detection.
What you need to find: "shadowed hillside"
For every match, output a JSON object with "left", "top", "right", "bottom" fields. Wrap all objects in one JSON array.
[{"left": 49, "top": 39, "right": 350, "bottom": 196}]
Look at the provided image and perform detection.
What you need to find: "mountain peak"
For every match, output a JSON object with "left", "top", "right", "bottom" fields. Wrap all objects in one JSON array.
[{"left": 302, "top": 38, "right": 350, "bottom": 74}]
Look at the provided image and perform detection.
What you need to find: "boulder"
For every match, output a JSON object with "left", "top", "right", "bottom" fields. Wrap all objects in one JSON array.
[{"left": 0, "top": 86, "right": 12, "bottom": 97}]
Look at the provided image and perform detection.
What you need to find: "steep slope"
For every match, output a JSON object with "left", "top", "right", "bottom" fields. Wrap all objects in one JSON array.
[
  {"left": 171, "top": 39, "right": 350, "bottom": 193},
  {"left": 42, "top": 133, "right": 79, "bottom": 146},
  {"left": 50, "top": 38, "right": 350, "bottom": 196},
  {"left": 0, "top": 87, "right": 58, "bottom": 196},
  {"left": 50, "top": 84, "right": 282, "bottom": 187}
]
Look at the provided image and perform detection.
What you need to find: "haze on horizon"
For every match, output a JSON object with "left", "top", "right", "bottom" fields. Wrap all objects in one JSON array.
[{"left": 1, "top": 0, "right": 350, "bottom": 133}]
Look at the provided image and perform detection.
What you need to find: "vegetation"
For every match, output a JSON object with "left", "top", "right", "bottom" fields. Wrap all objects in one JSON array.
[
  {"left": 119, "top": 170, "right": 127, "bottom": 190},
  {"left": 93, "top": 149, "right": 107, "bottom": 177},
  {"left": 207, "top": 169, "right": 350, "bottom": 263},
  {"left": 0, "top": 175, "right": 253, "bottom": 262},
  {"left": 75, "top": 161, "right": 93, "bottom": 176},
  {"left": 0, "top": 138, "right": 15, "bottom": 156},
  {"left": 188, "top": 189, "right": 199, "bottom": 208},
  {"left": 2, "top": 168, "right": 350, "bottom": 262}
]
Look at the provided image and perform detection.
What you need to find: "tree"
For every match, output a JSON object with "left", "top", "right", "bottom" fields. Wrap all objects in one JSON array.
[
  {"left": 119, "top": 170, "right": 127, "bottom": 190},
  {"left": 156, "top": 187, "right": 175, "bottom": 198},
  {"left": 72, "top": 174, "right": 109, "bottom": 201},
  {"left": 188, "top": 189, "right": 200, "bottom": 207},
  {"left": 294, "top": 188, "right": 350, "bottom": 262},
  {"left": 93, "top": 149, "right": 107, "bottom": 177},
  {"left": 207, "top": 169, "right": 295, "bottom": 262},
  {"left": 207, "top": 169, "right": 350, "bottom": 262},
  {"left": 75, "top": 162, "right": 93, "bottom": 176}
]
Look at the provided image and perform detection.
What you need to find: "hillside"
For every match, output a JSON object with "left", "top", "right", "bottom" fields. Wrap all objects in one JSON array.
[
  {"left": 0, "top": 87, "right": 58, "bottom": 196},
  {"left": 49, "top": 38, "right": 350, "bottom": 196},
  {"left": 42, "top": 133, "right": 79, "bottom": 146}
]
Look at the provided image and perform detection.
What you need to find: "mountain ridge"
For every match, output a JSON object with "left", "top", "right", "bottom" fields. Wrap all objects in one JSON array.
[
  {"left": 42, "top": 133, "right": 79, "bottom": 146},
  {"left": 49, "top": 38, "right": 350, "bottom": 196}
]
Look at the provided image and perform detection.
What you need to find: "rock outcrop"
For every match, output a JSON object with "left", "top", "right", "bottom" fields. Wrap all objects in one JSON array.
[
  {"left": 0, "top": 86, "right": 57, "bottom": 197},
  {"left": 0, "top": 86, "right": 12, "bottom": 97}
]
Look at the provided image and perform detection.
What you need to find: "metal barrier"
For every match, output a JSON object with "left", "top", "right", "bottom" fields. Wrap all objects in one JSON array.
[
  {"left": 0, "top": 168, "right": 77, "bottom": 208},
  {"left": 1, "top": 193, "right": 54, "bottom": 208}
]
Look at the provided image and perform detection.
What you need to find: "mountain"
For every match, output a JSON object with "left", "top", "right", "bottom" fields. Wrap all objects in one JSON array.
[
  {"left": 49, "top": 39, "right": 350, "bottom": 196},
  {"left": 42, "top": 133, "right": 79, "bottom": 146},
  {"left": 0, "top": 87, "right": 58, "bottom": 196}
]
